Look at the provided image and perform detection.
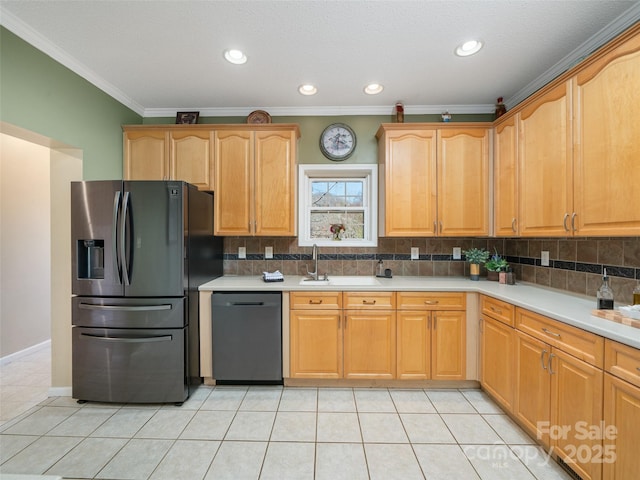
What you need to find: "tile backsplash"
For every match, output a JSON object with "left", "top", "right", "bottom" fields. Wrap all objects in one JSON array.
[{"left": 222, "top": 236, "right": 640, "bottom": 305}]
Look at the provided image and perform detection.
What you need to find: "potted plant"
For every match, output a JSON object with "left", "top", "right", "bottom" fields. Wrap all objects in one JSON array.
[
  {"left": 485, "top": 250, "right": 509, "bottom": 281},
  {"left": 463, "top": 248, "right": 490, "bottom": 281}
]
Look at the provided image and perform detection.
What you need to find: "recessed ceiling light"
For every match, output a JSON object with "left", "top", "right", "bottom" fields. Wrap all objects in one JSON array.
[
  {"left": 455, "top": 39, "right": 483, "bottom": 57},
  {"left": 298, "top": 84, "right": 317, "bottom": 95},
  {"left": 224, "top": 49, "right": 247, "bottom": 64},
  {"left": 364, "top": 83, "right": 384, "bottom": 95}
]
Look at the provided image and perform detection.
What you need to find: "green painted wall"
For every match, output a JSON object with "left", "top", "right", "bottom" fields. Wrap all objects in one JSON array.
[{"left": 0, "top": 27, "right": 142, "bottom": 180}]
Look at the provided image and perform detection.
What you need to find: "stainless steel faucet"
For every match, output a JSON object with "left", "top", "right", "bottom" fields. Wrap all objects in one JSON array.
[{"left": 306, "top": 244, "right": 320, "bottom": 280}]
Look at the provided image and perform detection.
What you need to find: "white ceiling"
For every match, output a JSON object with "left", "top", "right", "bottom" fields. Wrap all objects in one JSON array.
[{"left": 1, "top": 0, "right": 639, "bottom": 117}]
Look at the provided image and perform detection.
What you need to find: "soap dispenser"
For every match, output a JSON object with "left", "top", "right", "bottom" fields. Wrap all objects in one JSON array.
[
  {"left": 376, "top": 259, "right": 384, "bottom": 277},
  {"left": 596, "top": 268, "right": 615, "bottom": 310}
]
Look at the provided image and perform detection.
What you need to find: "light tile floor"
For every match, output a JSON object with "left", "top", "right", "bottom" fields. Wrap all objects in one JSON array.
[{"left": 0, "top": 345, "right": 573, "bottom": 480}]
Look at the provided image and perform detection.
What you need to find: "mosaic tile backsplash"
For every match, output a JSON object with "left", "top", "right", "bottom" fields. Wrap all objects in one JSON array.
[{"left": 222, "top": 236, "right": 640, "bottom": 305}]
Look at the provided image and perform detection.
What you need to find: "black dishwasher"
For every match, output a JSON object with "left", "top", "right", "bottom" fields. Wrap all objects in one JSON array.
[{"left": 211, "top": 292, "right": 282, "bottom": 384}]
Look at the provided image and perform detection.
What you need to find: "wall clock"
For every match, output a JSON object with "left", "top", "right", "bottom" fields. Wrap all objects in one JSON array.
[{"left": 319, "top": 123, "right": 356, "bottom": 161}]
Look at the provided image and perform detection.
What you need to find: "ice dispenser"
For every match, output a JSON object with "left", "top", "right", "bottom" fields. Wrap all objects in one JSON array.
[{"left": 77, "top": 240, "right": 104, "bottom": 279}]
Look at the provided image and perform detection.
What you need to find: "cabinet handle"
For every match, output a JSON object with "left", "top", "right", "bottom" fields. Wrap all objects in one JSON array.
[
  {"left": 439, "top": 221, "right": 443, "bottom": 234},
  {"left": 511, "top": 218, "right": 517, "bottom": 232},
  {"left": 541, "top": 349, "right": 548, "bottom": 370},
  {"left": 542, "top": 328, "right": 561, "bottom": 338},
  {"left": 479, "top": 318, "right": 483, "bottom": 333},
  {"left": 362, "top": 300, "right": 377, "bottom": 305},
  {"left": 563, "top": 213, "right": 570, "bottom": 232},
  {"left": 571, "top": 213, "right": 577, "bottom": 232},
  {"left": 548, "top": 353, "right": 556, "bottom": 374},
  {"left": 433, "top": 221, "right": 437, "bottom": 234},
  {"left": 425, "top": 300, "right": 439, "bottom": 305},
  {"left": 490, "top": 306, "right": 502, "bottom": 314},
  {"left": 636, "top": 367, "right": 640, "bottom": 372},
  {"left": 309, "top": 299, "right": 323, "bottom": 304}
]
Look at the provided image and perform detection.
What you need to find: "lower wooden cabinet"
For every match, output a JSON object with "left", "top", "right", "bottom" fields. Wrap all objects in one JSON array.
[
  {"left": 343, "top": 310, "right": 396, "bottom": 379},
  {"left": 289, "top": 309, "right": 342, "bottom": 379},
  {"left": 603, "top": 372, "right": 640, "bottom": 479},
  {"left": 481, "top": 315, "right": 515, "bottom": 412},
  {"left": 515, "top": 328, "right": 604, "bottom": 480}
]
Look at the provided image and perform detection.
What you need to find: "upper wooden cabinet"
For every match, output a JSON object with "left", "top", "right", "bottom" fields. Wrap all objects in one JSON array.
[
  {"left": 123, "top": 126, "right": 214, "bottom": 191},
  {"left": 493, "top": 115, "right": 519, "bottom": 236},
  {"left": 572, "top": 30, "right": 640, "bottom": 236},
  {"left": 518, "top": 81, "right": 573, "bottom": 237},
  {"left": 377, "top": 124, "right": 489, "bottom": 237},
  {"left": 214, "top": 125, "right": 299, "bottom": 236}
]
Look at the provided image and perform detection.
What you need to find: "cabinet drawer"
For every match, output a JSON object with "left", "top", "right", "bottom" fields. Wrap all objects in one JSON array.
[
  {"left": 605, "top": 339, "right": 640, "bottom": 389},
  {"left": 397, "top": 292, "right": 465, "bottom": 310},
  {"left": 516, "top": 308, "right": 604, "bottom": 367},
  {"left": 481, "top": 295, "right": 515, "bottom": 326},
  {"left": 290, "top": 292, "right": 342, "bottom": 310},
  {"left": 343, "top": 291, "right": 395, "bottom": 310}
]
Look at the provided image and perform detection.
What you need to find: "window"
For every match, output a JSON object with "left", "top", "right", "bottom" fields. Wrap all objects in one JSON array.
[{"left": 298, "top": 164, "right": 377, "bottom": 247}]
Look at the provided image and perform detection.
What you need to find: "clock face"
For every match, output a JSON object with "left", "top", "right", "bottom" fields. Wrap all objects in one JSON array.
[{"left": 320, "top": 123, "right": 356, "bottom": 161}]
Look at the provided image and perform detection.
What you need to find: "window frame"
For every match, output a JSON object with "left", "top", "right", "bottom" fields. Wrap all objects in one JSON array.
[{"left": 298, "top": 164, "right": 378, "bottom": 247}]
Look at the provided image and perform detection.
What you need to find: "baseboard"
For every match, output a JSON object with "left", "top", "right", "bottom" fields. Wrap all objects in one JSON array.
[
  {"left": 0, "top": 339, "right": 51, "bottom": 366},
  {"left": 48, "top": 386, "right": 72, "bottom": 397}
]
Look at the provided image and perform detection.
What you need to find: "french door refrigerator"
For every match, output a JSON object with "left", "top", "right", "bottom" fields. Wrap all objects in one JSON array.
[{"left": 71, "top": 180, "right": 222, "bottom": 403}]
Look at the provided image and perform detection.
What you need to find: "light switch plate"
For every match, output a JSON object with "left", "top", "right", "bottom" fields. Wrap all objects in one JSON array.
[
  {"left": 541, "top": 250, "right": 550, "bottom": 266},
  {"left": 411, "top": 247, "right": 419, "bottom": 260},
  {"left": 453, "top": 247, "right": 462, "bottom": 260},
  {"left": 265, "top": 246, "right": 273, "bottom": 259},
  {"left": 238, "top": 247, "right": 246, "bottom": 259}
]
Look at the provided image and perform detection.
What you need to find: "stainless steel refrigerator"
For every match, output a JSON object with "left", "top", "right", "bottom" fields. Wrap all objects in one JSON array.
[{"left": 71, "top": 180, "right": 222, "bottom": 403}]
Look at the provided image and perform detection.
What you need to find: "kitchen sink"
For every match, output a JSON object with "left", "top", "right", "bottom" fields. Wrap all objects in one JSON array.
[{"left": 299, "top": 276, "right": 381, "bottom": 286}]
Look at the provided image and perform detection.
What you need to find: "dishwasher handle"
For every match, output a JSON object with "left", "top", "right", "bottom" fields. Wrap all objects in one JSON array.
[{"left": 228, "top": 301, "right": 265, "bottom": 306}]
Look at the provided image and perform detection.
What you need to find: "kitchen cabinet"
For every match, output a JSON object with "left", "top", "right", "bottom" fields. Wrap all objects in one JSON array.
[
  {"left": 493, "top": 114, "right": 519, "bottom": 236},
  {"left": 603, "top": 339, "right": 640, "bottom": 480},
  {"left": 376, "top": 124, "right": 489, "bottom": 237},
  {"left": 396, "top": 292, "right": 466, "bottom": 380},
  {"left": 123, "top": 126, "right": 214, "bottom": 190},
  {"left": 480, "top": 295, "right": 515, "bottom": 412},
  {"left": 290, "top": 292, "right": 343, "bottom": 379},
  {"left": 515, "top": 308, "right": 604, "bottom": 480},
  {"left": 214, "top": 126, "right": 298, "bottom": 236},
  {"left": 572, "top": 30, "right": 640, "bottom": 236},
  {"left": 518, "top": 81, "right": 573, "bottom": 237}
]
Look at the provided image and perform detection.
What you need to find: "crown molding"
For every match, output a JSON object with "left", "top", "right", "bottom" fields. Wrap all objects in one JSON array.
[
  {"left": 506, "top": 4, "right": 640, "bottom": 109},
  {"left": 0, "top": 6, "right": 146, "bottom": 116},
  {"left": 143, "top": 103, "right": 496, "bottom": 118}
]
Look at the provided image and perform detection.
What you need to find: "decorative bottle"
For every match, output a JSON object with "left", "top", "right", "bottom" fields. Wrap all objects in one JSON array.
[
  {"left": 633, "top": 282, "right": 640, "bottom": 305},
  {"left": 596, "top": 269, "right": 614, "bottom": 310}
]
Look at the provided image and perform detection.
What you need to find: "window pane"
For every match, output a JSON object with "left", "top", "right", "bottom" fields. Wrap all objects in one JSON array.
[
  {"left": 310, "top": 211, "right": 364, "bottom": 239},
  {"left": 311, "top": 180, "right": 363, "bottom": 208}
]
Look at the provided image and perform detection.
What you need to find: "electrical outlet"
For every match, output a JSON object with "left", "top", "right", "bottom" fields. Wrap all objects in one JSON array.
[
  {"left": 265, "top": 246, "right": 273, "bottom": 259},
  {"left": 238, "top": 247, "right": 246, "bottom": 259},
  {"left": 411, "top": 247, "right": 419, "bottom": 260},
  {"left": 541, "top": 250, "right": 550, "bottom": 266},
  {"left": 453, "top": 247, "right": 462, "bottom": 260}
]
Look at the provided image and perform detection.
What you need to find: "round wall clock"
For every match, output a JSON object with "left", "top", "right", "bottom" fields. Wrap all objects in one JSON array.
[{"left": 319, "top": 123, "right": 357, "bottom": 161}]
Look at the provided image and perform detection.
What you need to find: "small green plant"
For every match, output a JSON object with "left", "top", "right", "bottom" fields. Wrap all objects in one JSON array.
[
  {"left": 463, "top": 248, "right": 490, "bottom": 264},
  {"left": 485, "top": 250, "right": 509, "bottom": 272}
]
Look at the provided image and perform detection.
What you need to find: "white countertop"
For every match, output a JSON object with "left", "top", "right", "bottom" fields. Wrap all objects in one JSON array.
[{"left": 199, "top": 275, "right": 640, "bottom": 349}]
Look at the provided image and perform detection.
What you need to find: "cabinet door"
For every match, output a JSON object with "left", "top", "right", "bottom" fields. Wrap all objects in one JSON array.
[
  {"left": 214, "top": 130, "right": 253, "bottom": 235},
  {"left": 380, "top": 129, "right": 437, "bottom": 236},
  {"left": 481, "top": 316, "right": 515, "bottom": 412},
  {"left": 431, "top": 310, "right": 466, "bottom": 380},
  {"left": 123, "top": 129, "right": 169, "bottom": 181},
  {"left": 573, "top": 34, "right": 640, "bottom": 236},
  {"left": 290, "top": 310, "right": 342, "bottom": 378},
  {"left": 515, "top": 331, "right": 552, "bottom": 445},
  {"left": 494, "top": 116, "right": 519, "bottom": 236},
  {"left": 397, "top": 311, "right": 430, "bottom": 380},
  {"left": 518, "top": 81, "right": 573, "bottom": 237},
  {"left": 437, "top": 128, "right": 489, "bottom": 236},
  {"left": 603, "top": 373, "right": 640, "bottom": 480},
  {"left": 551, "top": 348, "right": 603, "bottom": 480},
  {"left": 170, "top": 130, "right": 213, "bottom": 190},
  {"left": 344, "top": 311, "right": 396, "bottom": 379},
  {"left": 254, "top": 130, "right": 296, "bottom": 236}
]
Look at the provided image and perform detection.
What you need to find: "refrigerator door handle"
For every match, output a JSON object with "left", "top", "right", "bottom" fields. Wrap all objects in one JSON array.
[
  {"left": 121, "top": 191, "right": 131, "bottom": 285},
  {"left": 113, "top": 191, "right": 123, "bottom": 284},
  {"left": 78, "top": 303, "right": 173, "bottom": 312},
  {"left": 80, "top": 333, "right": 173, "bottom": 343}
]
